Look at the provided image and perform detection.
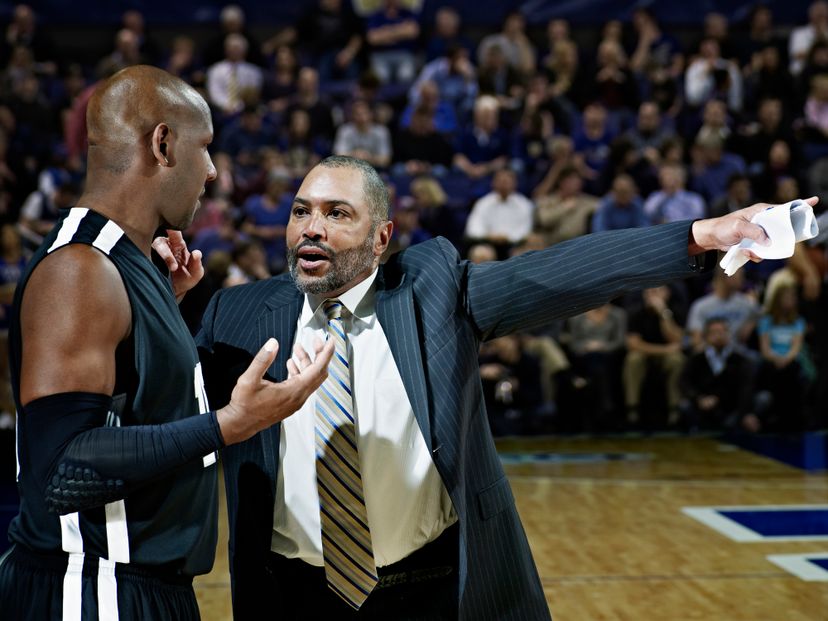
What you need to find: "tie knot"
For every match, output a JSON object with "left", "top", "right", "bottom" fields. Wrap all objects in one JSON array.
[{"left": 323, "top": 299, "right": 344, "bottom": 321}]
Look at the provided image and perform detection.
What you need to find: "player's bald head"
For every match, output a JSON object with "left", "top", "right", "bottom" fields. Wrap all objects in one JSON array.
[{"left": 87, "top": 65, "right": 211, "bottom": 174}]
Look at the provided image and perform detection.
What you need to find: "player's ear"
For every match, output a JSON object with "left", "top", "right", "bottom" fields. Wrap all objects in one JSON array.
[{"left": 151, "top": 123, "right": 174, "bottom": 167}]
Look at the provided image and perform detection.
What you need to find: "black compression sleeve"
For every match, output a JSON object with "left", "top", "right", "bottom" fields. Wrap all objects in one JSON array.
[{"left": 21, "top": 392, "right": 225, "bottom": 514}]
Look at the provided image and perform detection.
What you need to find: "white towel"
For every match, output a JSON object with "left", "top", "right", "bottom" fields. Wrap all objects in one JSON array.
[{"left": 719, "top": 200, "right": 819, "bottom": 276}]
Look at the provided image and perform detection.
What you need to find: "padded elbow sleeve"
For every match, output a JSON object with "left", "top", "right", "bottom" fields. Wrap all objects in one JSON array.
[{"left": 22, "top": 392, "right": 224, "bottom": 514}]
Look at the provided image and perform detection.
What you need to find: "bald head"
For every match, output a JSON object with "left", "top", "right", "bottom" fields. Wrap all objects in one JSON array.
[{"left": 87, "top": 65, "right": 211, "bottom": 175}]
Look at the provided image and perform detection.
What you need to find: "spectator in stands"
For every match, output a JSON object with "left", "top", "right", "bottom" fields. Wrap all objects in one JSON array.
[
  {"left": 262, "top": 45, "right": 298, "bottom": 114},
  {"left": 465, "top": 168, "right": 534, "bottom": 247},
  {"left": 217, "top": 105, "right": 277, "bottom": 173},
  {"left": 476, "top": 42, "right": 525, "bottom": 112},
  {"left": 804, "top": 73, "right": 828, "bottom": 142},
  {"left": 686, "top": 268, "right": 760, "bottom": 352},
  {"left": 752, "top": 140, "right": 799, "bottom": 201},
  {"left": 592, "top": 39, "right": 638, "bottom": 113},
  {"left": 408, "top": 175, "right": 460, "bottom": 243},
  {"left": 734, "top": 97, "right": 795, "bottom": 170},
  {"left": 424, "top": 6, "right": 473, "bottom": 62},
  {"left": 289, "top": 0, "right": 364, "bottom": 82},
  {"left": 225, "top": 239, "right": 271, "bottom": 287},
  {"left": 541, "top": 39, "right": 589, "bottom": 112},
  {"left": 572, "top": 102, "right": 615, "bottom": 192},
  {"left": 409, "top": 44, "right": 478, "bottom": 120},
  {"left": 685, "top": 38, "right": 743, "bottom": 112},
  {"left": 206, "top": 33, "right": 263, "bottom": 116},
  {"left": 624, "top": 285, "right": 685, "bottom": 426},
  {"left": 95, "top": 28, "right": 146, "bottom": 79},
  {"left": 164, "top": 35, "right": 206, "bottom": 88},
  {"left": 630, "top": 7, "right": 684, "bottom": 79},
  {"left": 1, "top": 4, "right": 57, "bottom": 74},
  {"left": 384, "top": 198, "right": 432, "bottom": 257},
  {"left": 285, "top": 67, "right": 336, "bottom": 143},
  {"left": 190, "top": 206, "right": 248, "bottom": 264},
  {"left": 711, "top": 173, "right": 751, "bottom": 218},
  {"left": 690, "top": 133, "right": 746, "bottom": 204},
  {"left": 743, "top": 45, "right": 795, "bottom": 112},
  {"left": 534, "top": 166, "right": 599, "bottom": 246},
  {"left": 18, "top": 181, "right": 77, "bottom": 249},
  {"left": 203, "top": 4, "right": 263, "bottom": 67},
  {"left": 696, "top": 12, "right": 737, "bottom": 61},
  {"left": 539, "top": 18, "right": 572, "bottom": 66},
  {"left": 564, "top": 303, "right": 627, "bottom": 429},
  {"left": 453, "top": 95, "right": 512, "bottom": 180},
  {"left": 119, "top": 9, "right": 160, "bottom": 65},
  {"left": 467, "top": 243, "right": 497, "bottom": 264},
  {"left": 592, "top": 174, "right": 648, "bottom": 233},
  {"left": 625, "top": 101, "right": 676, "bottom": 164},
  {"left": 789, "top": 0, "right": 828, "bottom": 75},
  {"left": 644, "top": 163, "right": 706, "bottom": 224},
  {"left": 6, "top": 72, "right": 60, "bottom": 170},
  {"left": 365, "top": 0, "right": 420, "bottom": 85},
  {"left": 757, "top": 283, "right": 814, "bottom": 430},
  {"left": 679, "top": 317, "right": 757, "bottom": 430},
  {"left": 240, "top": 170, "right": 292, "bottom": 272},
  {"left": 737, "top": 4, "right": 787, "bottom": 67},
  {"left": 695, "top": 99, "right": 733, "bottom": 146},
  {"left": 400, "top": 79, "right": 458, "bottom": 134},
  {"left": 598, "top": 137, "right": 659, "bottom": 197},
  {"left": 333, "top": 99, "right": 392, "bottom": 169},
  {"left": 392, "top": 105, "right": 453, "bottom": 176},
  {"left": 479, "top": 334, "right": 545, "bottom": 436},
  {"left": 477, "top": 11, "right": 535, "bottom": 80},
  {"left": 278, "top": 108, "right": 325, "bottom": 179}
]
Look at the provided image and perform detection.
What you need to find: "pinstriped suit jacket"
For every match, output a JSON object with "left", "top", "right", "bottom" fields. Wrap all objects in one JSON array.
[{"left": 196, "top": 221, "right": 707, "bottom": 620}]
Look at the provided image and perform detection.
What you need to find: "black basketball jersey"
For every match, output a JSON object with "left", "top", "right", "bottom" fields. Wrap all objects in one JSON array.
[{"left": 8, "top": 207, "right": 218, "bottom": 576}]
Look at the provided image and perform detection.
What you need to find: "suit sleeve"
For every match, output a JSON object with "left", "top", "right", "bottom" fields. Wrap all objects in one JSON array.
[
  {"left": 464, "top": 221, "right": 710, "bottom": 341},
  {"left": 195, "top": 289, "right": 237, "bottom": 409}
]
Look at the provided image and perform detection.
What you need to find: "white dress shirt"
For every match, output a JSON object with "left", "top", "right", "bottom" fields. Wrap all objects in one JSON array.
[
  {"left": 271, "top": 269, "right": 456, "bottom": 567},
  {"left": 206, "top": 60, "right": 263, "bottom": 113},
  {"left": 465, "top": 191, "right": 535, "bottom": 242}
]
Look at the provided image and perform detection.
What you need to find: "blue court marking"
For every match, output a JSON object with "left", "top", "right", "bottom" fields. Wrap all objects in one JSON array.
[
  {"left": 767, "top": 553, "right": 828, "bottom": 581},
  {"left": 719, "top": 509, "right": 828, "bottom": 537},
  {"left": 499, "top": 452, "right": 652, "bottom": 465},
  {"left": 683, "top": 505, "right": 828, "bottom": 542}
]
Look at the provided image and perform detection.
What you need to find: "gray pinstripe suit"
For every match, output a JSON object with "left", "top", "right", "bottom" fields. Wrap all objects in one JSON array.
[{"left": 195, "top": 221, "right": 708, "bottom": 620}]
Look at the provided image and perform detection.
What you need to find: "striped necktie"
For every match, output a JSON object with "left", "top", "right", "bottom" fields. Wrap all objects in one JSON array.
[{"left": 315, "top": 299, "right": 377, "bottom": 609}]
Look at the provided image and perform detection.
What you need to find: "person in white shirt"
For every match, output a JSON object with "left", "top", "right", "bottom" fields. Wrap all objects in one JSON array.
[
  {"left": 333, "top": 99, "right": 392, "bottom": 169},
  {"left": 789, "top": 1, "right": 828, "bottom": 75},
  {"left": 644, "top": 163, "right": 707, "bottom": 224},
  {"left": 206, "top": 33, "right": 262, "bottom": 115},
  {"left": 464, "top": 168, "right": 534, "bottom": 244}
]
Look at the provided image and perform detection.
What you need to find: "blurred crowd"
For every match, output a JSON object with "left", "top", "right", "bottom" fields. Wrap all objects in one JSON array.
[{"left": 0, "top": 0, "right": 827, "bottom": 436}]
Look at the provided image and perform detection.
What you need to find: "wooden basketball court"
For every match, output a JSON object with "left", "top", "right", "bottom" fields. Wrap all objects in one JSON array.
[{"left": 195, "top": 436, "right": 828, "bottom": 620}]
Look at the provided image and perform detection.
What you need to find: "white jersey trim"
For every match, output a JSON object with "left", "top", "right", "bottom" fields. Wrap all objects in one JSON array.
[{"left": 47, "top": 208, "right": 89, "bottom": 254}]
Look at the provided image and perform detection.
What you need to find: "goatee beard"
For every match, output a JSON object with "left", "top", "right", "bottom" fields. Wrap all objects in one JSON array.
[{"left": 287, "top": 231, "right": 376, "bottom": 295}]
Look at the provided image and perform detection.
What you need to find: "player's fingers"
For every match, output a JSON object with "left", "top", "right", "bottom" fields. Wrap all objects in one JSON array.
[
  {"left": 240, "top": 339, "right": 279, "bottom": 385},
  {"left": 152, "top": 237, "right": 178, "bottom": 271}
]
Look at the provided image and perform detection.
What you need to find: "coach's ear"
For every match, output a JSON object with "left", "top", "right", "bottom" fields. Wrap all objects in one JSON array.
[{"left": 150, "top": 123, "right": 174, "bottom": 167}]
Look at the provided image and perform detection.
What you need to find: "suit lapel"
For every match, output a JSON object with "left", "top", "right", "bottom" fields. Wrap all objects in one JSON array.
[
  {"left": 375, "top": 271, "right": 432, "bottom": 452},
  {"left": 256, "top": 282, "right": 303, "bottom": 476}
]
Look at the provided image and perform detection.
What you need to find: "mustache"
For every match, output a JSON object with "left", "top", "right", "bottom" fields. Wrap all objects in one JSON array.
[{"left": 292, "top": 240, "right": 335, "bottom": 256}]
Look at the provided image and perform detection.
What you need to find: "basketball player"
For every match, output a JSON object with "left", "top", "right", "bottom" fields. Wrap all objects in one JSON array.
[{"left": 0, "top": 65, "right": 333, "bottom": 620}]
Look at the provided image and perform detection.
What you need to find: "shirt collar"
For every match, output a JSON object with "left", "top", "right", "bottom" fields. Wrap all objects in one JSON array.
[{"left": 300, "top": 268, "right": 379, "bottom": 327}]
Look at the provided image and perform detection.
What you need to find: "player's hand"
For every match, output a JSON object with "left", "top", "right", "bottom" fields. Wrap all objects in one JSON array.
[
  {"left": 217, "top": 337, "right": 335, "bottom": 445},
  {"left": 152, "top": 230, "right": 204, "bottom": 301}
]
